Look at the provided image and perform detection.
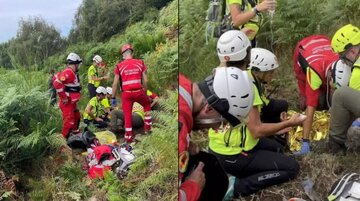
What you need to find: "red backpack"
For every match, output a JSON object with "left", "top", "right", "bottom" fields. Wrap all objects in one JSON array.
[
  {"left": 293, "top": 35, "right": 334, "bottom": 74},
  {"left": 86, "top": 145, "right": 116, "bottom": 179}
]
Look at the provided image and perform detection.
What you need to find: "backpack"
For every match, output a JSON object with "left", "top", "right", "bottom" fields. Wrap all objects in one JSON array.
[
  {"left": 86, "top": 144, "right": 135, "bottom": 179},
  {"left": 66, "top": 128, "right": 99, "bottom": 151},
  {"left": 328, "top": 173, "right": 360, "bottom": 201},
  {"left": 205, "top": 0, "right": 258, "bottom": 41},
  {"left": 293, "top": 35, "right": 334, "bottom": 74},
  {"left": 205, "top": 0, "right": 231, "bottom": 41}
]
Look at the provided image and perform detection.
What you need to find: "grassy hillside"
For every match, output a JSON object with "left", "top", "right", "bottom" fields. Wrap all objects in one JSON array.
[
  {"left": 0, "top": 1, "right": 178, "bottom": 200},
  {"left": 180, "top": 0, "right": 360, "bottom": 200}
]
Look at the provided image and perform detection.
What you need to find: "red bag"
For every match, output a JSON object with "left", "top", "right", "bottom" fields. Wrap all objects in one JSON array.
[{"left": 86, "top": 145, "right": 116, "bottom": 179}]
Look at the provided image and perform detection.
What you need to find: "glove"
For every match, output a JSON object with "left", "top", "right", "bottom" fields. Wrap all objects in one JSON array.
[
  {"left": 293, "top": 140, "right": 310, "bottom": 155},
  {"left": 352, "top": 119, "right": 360, "bottom": 127},
  {"left": 111, "top": 98, "right": 117, "bottom": 107}
]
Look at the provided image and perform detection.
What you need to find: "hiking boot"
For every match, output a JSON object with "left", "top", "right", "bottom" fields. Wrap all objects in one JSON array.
[{"left": 327, "top": 138, "right": 346, "bottom": 155}]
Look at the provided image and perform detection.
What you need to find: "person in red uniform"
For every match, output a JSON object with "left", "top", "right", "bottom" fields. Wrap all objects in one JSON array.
[
  {"left": 111, "top": 44, "right": 151, "bottom": 143},
  {"left": 53, "top": 53, "right": 83, "bottom": 139},
  {"left": 293, "top": 35, "right": 339, "bottom": 155},
  {"left": 179, "top": 67, "right": 254, "bottom": 201}
]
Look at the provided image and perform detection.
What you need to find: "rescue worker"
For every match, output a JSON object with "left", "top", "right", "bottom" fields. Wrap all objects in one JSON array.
[
  {"left": 111, "top": 44, "right": 152, "bottom": 143},
  {"left": 226, "top": 0, "right": 276, "bottom": 47},
  {"left": 53, "top": 53, "right": 82, "bottom": 139},
  {"left": 99, "top": 87, "right": 113, "bottom": 117},
  {"left": 328, "top": 24, "right": 360, "bottom": 154},
  {"left": 83, "top": 86, "right": 109, "bottom": 128},
  {"left": 292, "top": 34, "right": 340, "bottom": 155},
  {"left": 88, "top": 55, "right": 108, "bottom": 98},
  {"left": 248, "top": 48, "right": 288, "bottom": 123},
  {"left": 179, "top": 67, "right": 254, "bottom": 201},
  {"left": 214, "top": 31, "right": 304, "bottom": 197},
  {"left": 248, "top": 47, "right": 289, "bottom": 145}
]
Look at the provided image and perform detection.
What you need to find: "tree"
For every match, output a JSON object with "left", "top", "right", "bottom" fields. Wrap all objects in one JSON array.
[
  {"left": 0, "top": 42, "right": 13, "bottom": 69},
  {"left": 68, "top": 0, "right": 173, "bottom": 43},
  {"left": 8, "top": 17, "right": 66, "bottom": 70}
]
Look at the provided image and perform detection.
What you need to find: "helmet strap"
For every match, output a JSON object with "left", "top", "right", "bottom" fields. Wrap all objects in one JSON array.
[
  {"left": 198, "top": 77, "right": 241, "bottom": 127},
  {"left": 194, "top": 118, "right": 226, "bottom": 125},
  {"left": 341, "top": 45, "right": 359, "bottom": 65}
]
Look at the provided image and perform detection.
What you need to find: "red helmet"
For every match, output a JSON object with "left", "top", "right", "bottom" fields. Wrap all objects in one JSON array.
[{"left": 121, "top": 44, "right": 133, "bottom": 54}]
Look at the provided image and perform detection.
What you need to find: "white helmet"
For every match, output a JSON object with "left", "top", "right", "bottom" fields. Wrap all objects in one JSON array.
[
  {"left": 198, "top": 67, "right": 254, "bottom": 126},
  {"left": 331, "top": 59, "right": 352, "bottom": 88},
  {"left": 96, "top": 86, "right": 107, "bottom": 94},
  {"left": 106, "top": 87, "right": 112, "bottom": 95},
  {"left": 66, "top": 53, "right": 82, "bottom": 64},
  {"left": 249, "top": 48, "right": 279, "bottom": 71},
  {"left": 217, "top": 30, "right": 251, "bottom": 62},
  {"left": 93, "top": 55, "right": 103, "bottom": 64}
]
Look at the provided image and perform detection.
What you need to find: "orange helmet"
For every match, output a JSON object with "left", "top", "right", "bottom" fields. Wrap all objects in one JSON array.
[{"left": 121, "top": 44, "right": 133, "bottom": 54}]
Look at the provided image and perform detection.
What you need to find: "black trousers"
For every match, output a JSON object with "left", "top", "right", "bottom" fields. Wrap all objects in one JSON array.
[
  {"left": 84, "top": 117, "right": 109, "bottom": 129},
  {"left": 210, "top": 138, "right": 299, "bottom": 197},
  {"left": 87, "top": 83, "right": 97, "bottom": 99},
  {"left": 182, "top": 151, "right": 228, "bottom": 201},
  {"left": 261, "top": 99, "right": 289, "bottom": 146}
]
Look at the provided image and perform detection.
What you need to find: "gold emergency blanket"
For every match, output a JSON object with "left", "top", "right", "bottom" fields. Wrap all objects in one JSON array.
[
  {"left": 95, "top": 130, "right": 117, "bottom": 145},
  {"left": 288, "top": 110, "right": 330, "bottom": 151}
]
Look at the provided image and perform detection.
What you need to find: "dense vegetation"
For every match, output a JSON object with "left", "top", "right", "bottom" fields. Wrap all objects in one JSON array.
[
  {"left": 0, "top": 0, "right": 177, "bottom": 200},
  {"left": 180, "top": 0, "right": 360, "bottom": 200}
]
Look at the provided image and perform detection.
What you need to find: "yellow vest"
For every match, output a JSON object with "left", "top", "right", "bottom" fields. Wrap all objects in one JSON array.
[
  {"left": 349, "top": 58, "right": 360, "bottom": 91},
  {"left": 132, "top": 90, "right": 154, "bottom": 119},
  {"left": 83, "top": 97, "right": 101, "bottom": 120},
  {"left": 209, "top": 123, "right": 259, "bottom": 155},
  {"left": 99, "top": 98, "right": 111, "bottom": 116},
  {"left": 88, "top": 65, "right": 101, "bottom": 87},
  {"left": 226, "top": 0, "right": 262, "bottom": 40}
]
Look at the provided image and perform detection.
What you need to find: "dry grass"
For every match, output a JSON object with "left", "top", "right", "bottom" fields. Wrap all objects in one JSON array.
[{"left": 192, "top": 129, "right": 360, "bottom": 200}]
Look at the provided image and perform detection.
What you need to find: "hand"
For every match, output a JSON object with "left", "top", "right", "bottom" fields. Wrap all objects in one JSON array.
[
  {"left": 287, "top": 113, "right": 306, "bottom": 127},
  {"left": 111, "top": 98, "right": 117, "bottom": 107},
  {"left": 186, "top": 162, "right": 206, "bottom": 190},
  {"left": 293, "top": 141, "right": 310, "bottom": 155},
  {"left": 256, "top": 0, "right": 277, "bottom": 12},
  {"left": 103, "top": 75, "right": 109, "bottom": 80}
]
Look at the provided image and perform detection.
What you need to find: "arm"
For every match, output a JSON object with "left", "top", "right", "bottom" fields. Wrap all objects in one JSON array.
[
  {"left": 86, "top": 105, "right": 96, "bottom": 120},
  {"left": 302, "top": 106, "right": 316, "bottom": 140},
  {"left": 247, "top": 106, "right": 304, "bottom": 138},
  {"left": 112, "top": 74, "right": 120, "bottom": 98},
  {"left": 303, "top": 66, "right": 322, "bottom": 140},
  {"left": 179, "top": 177, "right": 202, "bottom": 201},
  {"left": 229, "top": 3, "right": 257, "bottom": 27},
  {"left": 90, "top": 75, "right": 106, "bottom": 81},
  {"left": 230, "top": 0, "right": 277, "bottom": 27},
  {"left": 53, "top": 73, "right": 68, "bottom": 102}
]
